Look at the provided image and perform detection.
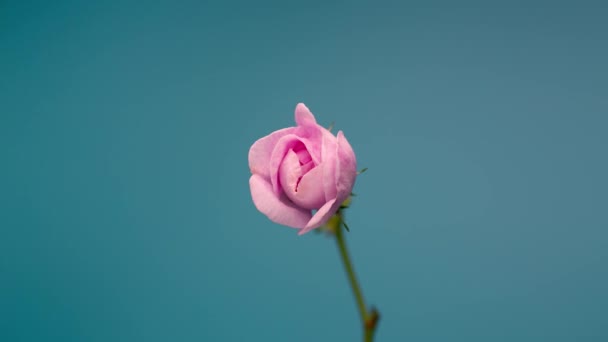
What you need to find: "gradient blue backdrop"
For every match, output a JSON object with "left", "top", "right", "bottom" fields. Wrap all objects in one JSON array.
[{"left": 1, "top": 1, "right": 607, "bottom": 341}]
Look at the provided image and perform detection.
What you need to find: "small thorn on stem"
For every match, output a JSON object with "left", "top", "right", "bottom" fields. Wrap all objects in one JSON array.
[{"left": 365, "top": 308, "right": 380, "bottom": 330}]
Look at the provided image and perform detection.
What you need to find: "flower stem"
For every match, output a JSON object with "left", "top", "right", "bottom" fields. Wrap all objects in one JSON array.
[{"left": 334, "top": 214, "right": 379, "bottom": 341}]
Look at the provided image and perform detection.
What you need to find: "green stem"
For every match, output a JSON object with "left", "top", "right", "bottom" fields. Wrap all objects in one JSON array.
[{"left": 334, "top": 215, "right": 379, "bottom": 341}]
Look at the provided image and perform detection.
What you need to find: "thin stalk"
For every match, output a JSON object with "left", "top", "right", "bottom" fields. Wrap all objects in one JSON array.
[{"left": 334, "top": 215, "right": 379, "bottom": 341}]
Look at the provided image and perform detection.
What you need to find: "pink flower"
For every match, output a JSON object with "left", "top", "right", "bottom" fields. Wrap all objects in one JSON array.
[{"left": 248, "top": 103, "right": 357, "bottom": 235}]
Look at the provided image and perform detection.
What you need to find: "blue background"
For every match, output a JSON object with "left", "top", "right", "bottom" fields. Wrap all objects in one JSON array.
[{"left": 1, "top": 1, "right": 607, "bottom": 341}]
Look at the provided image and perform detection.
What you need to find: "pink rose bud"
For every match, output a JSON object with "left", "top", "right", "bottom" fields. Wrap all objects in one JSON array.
[{"left": 248, "top": 103, "right": 357, "bottom": 235}]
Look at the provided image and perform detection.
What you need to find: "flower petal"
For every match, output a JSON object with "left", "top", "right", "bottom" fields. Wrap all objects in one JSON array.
[
  {"left": 297, "top": 131, "right": 357, "bottom": 235},
  {"left": 293, "top": 104, "right": 326, "bottom": 163},
  {"left": 295, "top": 148, "right": 312, "bottom": 165},
  {"left": 321, "top": 129, "right": 338, "bottom": 202},
  {"left": 280, "top": 149, "right": 326, "bottom": 210},
  {"left": 294, "top": 103, "right": 317, "bottom": 127},
  {"left": 298, "top": 198, "right": 339, "bottom": 235},
  {"left": 270, "top": 134, "right": 320, "bottom": 194},
  {"left": 250, "top": 174, "right": 312, "bottom": 229},
  {"left": 248, "top": 127, "right": 296, "bottom": 179},
  {"left": 335, "top": 131, "right": 357, "bottom": 202},
  {"left": 279, "top": 149, "right": 303, "bottom": 198},
  {"left": 295, "top": 169, "right": 326, "bottom": 210}
]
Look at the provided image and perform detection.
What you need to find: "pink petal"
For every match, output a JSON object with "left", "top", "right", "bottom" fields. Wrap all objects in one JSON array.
[
  {"left": 279, "top": 149, "right": 303, "bottom": 199},
  {"left": 250, "top": 174, "right": 312, "bottom": 229},
  {"left": 295, "top": 148, "right": 312, "bottom": 165},
  {"left": 269, "top": 134, "right": 320, "bottom": 195},
  {"left": 293, "top": 168, "right": 326, "bottom": 210},
  {"left": 335, "top": 131, "right": 357, "bottom": 202},
  {"left": 249, "top": 127, "right": 296, "bottom": 179},
  {"left": 294, "top": 103, "right": 317, "bottom": 127},
  {"left": 279, "top": 149, "right": 326, "bottom": 210},
  {"left": 321, "top": 130, "right": 338, "bottom": 202},
  {"left": 298, "top": 131, "right": 357, "bottom": 235},
  {"left": 293, "top": 104, "right": 324, "bottom": 161},
  {"left": 298, "top": 198, "right": 339, "bottom": 235},
  {"left": 294, "top": 127, "right": 322, "bottom": 162},
  {"left": 300, "top": 160, "right": 314, "bottom": 174}
]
